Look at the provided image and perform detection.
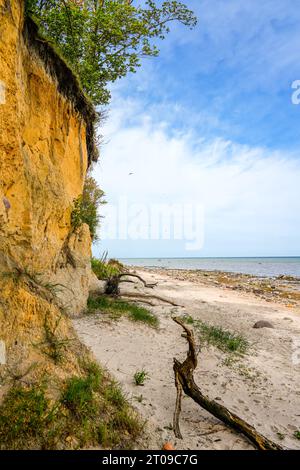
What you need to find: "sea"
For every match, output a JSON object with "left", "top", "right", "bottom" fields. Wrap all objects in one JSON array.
[{"left": 119, "top": 257, "right": 300, "bottom": 278}]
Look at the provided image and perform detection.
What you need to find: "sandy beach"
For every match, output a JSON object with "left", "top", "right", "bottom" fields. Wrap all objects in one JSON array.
[{"left": 73, "top": 267, "right": 300, "bottom": 450}]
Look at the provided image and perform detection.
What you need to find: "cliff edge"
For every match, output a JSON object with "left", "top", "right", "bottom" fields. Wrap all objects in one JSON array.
[{"left": 0, "top": 0, "right": 98, "bottom": 316}]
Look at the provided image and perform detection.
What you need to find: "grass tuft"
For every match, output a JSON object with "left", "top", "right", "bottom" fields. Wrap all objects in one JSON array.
[
  {"left": 87, "top": 295, "right": 159, "bottom": 328},
  {"left": 134, "top": 370, "right": 149, "bottom": 386},
  {"left": 61, "top": 361, "right": 102, "bottom": 419},
  {"left": 181, "top": 316, "right": 249, "bottom": 354},
  {"left": 41, "top": 316, "right": 72, "bottom": 364},
  {"left": 0, "top": 385, "right": 54, "bottom": 449},
  {"left": 91, "top": 257, "right": 123, "bottom": 280},
  {"left": 104, "top": 382, "right": 126, "bottom": 410}
]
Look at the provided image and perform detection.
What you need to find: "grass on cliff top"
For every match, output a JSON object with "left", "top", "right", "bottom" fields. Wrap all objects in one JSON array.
[
  {"left": 87, "top": 295, "right": 159, "bottom": 328},
  {"left": 182, "top": 316, "right": 249, "bottom": 354},
  {"left": 0, "top": 360, "right": 142, "bottom": 450}
]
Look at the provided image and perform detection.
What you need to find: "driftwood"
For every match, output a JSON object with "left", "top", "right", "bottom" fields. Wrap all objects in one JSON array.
[
  {"left": 119, "top": 273, "right": 158, "bottom": 288},
  {"left": 104, "top": 272, "right": 180, "bottom": 307},
  {"left": 104, "top": 273, "right": 157, "bottom": 296},
  {"left": 122, "top": 292, "right": 182, "bottom": 307},
  {"left": 172, "top": 317, "right": 283, "bottom": 450},
  {"left": 120, "top": 297, "right": 157, "bottom": 307}
]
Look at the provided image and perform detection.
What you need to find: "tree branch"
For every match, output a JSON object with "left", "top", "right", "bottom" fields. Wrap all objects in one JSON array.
[{"left": 172, "top": 317, "right": 284, "bottom": 450}]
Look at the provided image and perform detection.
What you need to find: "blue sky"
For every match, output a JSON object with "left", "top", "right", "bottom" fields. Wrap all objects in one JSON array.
[{"left": 93, "top": 0, "right": 300, "bottom": 259}]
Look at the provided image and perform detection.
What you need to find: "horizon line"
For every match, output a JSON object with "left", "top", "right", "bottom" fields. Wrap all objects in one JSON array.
[{"left": 117, "top": 256, "right": 300, "bottom": 260}]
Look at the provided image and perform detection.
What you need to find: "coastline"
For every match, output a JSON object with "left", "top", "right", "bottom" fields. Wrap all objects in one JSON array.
[
  {"left": 130, "top": 266, "right": 300, "bottom": 307},
  {"left": 74, "top": 266, "right": 300, "bottom": 450}
]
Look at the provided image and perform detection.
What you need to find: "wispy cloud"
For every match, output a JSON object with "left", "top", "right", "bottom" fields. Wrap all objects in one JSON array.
[
  {"left": 93, "top": 96, "right": 300, "bottom": 257},
  {"left": 92, "top": 1, "right": 300, "bottom": 257}
]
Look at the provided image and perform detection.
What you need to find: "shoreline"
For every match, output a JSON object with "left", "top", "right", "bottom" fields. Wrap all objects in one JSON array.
[
  {"left": 74, "top": 266, "right": 300, "bottom": 450},
  {"left": 128, "top": 266, "right": 300, "bottom": 308}
]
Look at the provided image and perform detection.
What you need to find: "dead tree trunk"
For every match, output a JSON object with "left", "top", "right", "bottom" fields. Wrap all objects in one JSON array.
[{"left": 172, "top": 317, "right": 283, "bottom": 450}]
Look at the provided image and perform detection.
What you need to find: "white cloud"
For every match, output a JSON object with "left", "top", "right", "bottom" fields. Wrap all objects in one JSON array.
[{"left": 93, "top": 97, "right": 300, "bottom": 257}]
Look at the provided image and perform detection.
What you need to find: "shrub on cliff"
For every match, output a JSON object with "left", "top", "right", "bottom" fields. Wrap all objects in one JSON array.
[
  {"left": 91, "top": 256, "right": 123, "bottom": 280},
  {"left": 26, "top": 0, "right": 197, "bottom": 106},
  {"left": 71, "top": 176, "right": 106, "bottom": 241}
]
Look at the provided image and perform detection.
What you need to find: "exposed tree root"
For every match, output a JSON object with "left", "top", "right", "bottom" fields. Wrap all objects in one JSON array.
[
  {"left": 172, "top": 317, "right": 283, "bottom": 450},
  {"left": 120, "top": 297, "right": 157, "bottom": 307},
  {"left": 121, "top": 292, "right": 182, "bottom": 307},
  {"left": 119, "top": 273, "right": 158, "bottom": 288},
  {"left": 104, "top": 272, "right": 157, "bottom": 296}
]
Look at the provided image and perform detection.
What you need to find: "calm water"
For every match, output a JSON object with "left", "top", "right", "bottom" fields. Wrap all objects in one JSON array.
[{"left": 120, "top": 257, "right": 300, "bottom": 278}]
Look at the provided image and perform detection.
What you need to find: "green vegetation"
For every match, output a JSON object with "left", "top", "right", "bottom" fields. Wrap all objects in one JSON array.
[
  {"left": 61, "top": 361, "right": 141, "bottom": 448},
  {"left": 0, "top": 361, "right": 142, "bottom": 449},
  {"left": 62, "top": 376, "right": 98, "bottom": 418},
  {"left": 134, "top": 394, "right": 144, "bottom": 403},
  {"left": 198, "top": 321, "right": 249, "bottom": 353},
  {"left": 26, "top": 0, "right": 197, "bottom": 106},
  {"left": 91, "top": 255, "right": 123, "bottom": 280},
  {"left": 134, "top": 370, "right": 149, "bottom": 386},
  {"left": 295, "top": 430, "right": 300, "bottom": 440},
  {"left": 104, "top": 381, "right": 127, "bottom": 410},
  {"left": 181, "top": 316, "right": 249, "bottom": 354},
  {"left": 71, "top": 176, "right": 106, "bottom": 241},
  {"left": 87, "top": 295, "right": 159, "bottom": 327},
  {"left": 0, "top": 385, "right": 55, "bottom": 450},
  {"left": 40, "top": 316, "right": 73, "bottom": 364}
]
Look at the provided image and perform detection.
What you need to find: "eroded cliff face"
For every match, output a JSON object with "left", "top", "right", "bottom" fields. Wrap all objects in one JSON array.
[
  {"left": 0, "top": 0, "right": 97, "bottom": 378},
  {"left": 0, "top": 0, "right": 95, "bottom": 317}
]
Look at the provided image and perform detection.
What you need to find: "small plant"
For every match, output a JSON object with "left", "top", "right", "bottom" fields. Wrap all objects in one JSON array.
[
  {"left": 295, "top": 430, "right": 300, "bottom": 440},
  {"left": 1, "top": 267, "right": 65, "bottom": 303},
  {"left": 183, "top": 315, "right": 194, "bottom": 325},
  {"left": 134, "top": 395, "right": 144, "bottom": 403},
  {"left": 40, "top": 316, "right": 72, "bottom": 364},
  {"left": 134, "top": 370, "right": 149, "bottom": 386},
  {"left": 71, "top": 177, "right": 106, "bottom": 241},
  {"left": 277, "top": 432, "right": 285, "bottom": 440},
  {"left": 87, "top": 295, "right": 159, "bottom": 328}
]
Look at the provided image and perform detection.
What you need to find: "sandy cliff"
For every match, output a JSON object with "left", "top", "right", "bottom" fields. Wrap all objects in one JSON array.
[
  {"left": 0, "top": 0, "right": 98, "bottom": 317},
  {"left": 0, "top": 0, "right": 97, "bottom": 382}
]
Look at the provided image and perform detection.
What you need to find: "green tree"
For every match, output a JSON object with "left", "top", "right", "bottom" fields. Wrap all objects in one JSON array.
[
  {"left": 26, "top": 0, "right": 197, "bottom": 105},
  {"left": 71, "top": 176, "right": 106, "bottom": 240}
]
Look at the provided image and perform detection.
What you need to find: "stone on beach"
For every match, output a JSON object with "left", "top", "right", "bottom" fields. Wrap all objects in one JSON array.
[{"left": 253, "top": 320, "right": 274, "bottom": 329}]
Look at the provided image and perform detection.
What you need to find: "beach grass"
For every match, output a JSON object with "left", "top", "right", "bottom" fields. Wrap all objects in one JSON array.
[
  {"left": 198, "top": 321, "right": 249, "bottom": 353},
  {"left": 181, "top": 316, "right": 249, "bottom": 354},
  {"left": 0, "top": 360, "right": 142, "bottom": 450},
  {"left": 87, "top": 295, "right": 159, "bottom": 328}
]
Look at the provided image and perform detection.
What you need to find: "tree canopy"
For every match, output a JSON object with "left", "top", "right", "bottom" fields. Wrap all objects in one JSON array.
[{"left": 26, "top": 0, "right": 197, "bottom": 106}]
